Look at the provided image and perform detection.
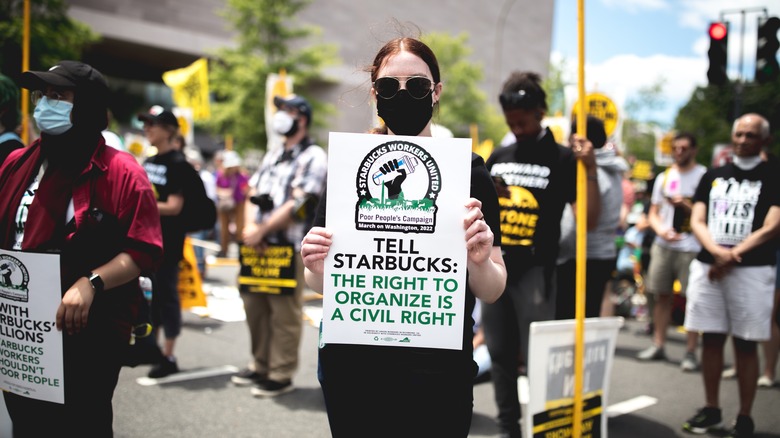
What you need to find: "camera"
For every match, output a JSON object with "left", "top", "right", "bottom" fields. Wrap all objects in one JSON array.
[{"left": 250, "top": 194, "right": 275, "bottom": 213}]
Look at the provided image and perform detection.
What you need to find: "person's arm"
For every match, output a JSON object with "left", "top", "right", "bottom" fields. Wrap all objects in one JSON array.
[
  {"left": 243, "top": 191, "right": 302, "bottom": 249},
  {"left": 301, "top": 227, "right": 333, "bottom": 293},
  {"left": 569, "top": 136, "right": 601, "bottom": 231},
  {"left": 56, "top": 252, "right": 141, "bottom": 335},
  {"left": 690, "top": 201, "right": 737, "bottom": 280},
  {"left": 156, "top": 193, "right": 184, "bottom": 216},
  {"left": 464, "top": 198, "right": 506, "bottom": 304},
  {"left": 732, "top": 206, "right": 780, "bottom": 261}
]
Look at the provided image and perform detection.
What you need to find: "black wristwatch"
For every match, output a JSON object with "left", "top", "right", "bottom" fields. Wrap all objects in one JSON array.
[{"left": 87, "top": 272, "right": 104, "bottom": 294}]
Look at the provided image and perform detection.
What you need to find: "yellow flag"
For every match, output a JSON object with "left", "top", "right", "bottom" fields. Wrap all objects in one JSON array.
[{"left": 162, "top": 58, "right": 210, "bottom": 121}]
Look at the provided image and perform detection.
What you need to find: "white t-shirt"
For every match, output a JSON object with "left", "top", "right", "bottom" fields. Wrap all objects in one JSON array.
[{"left": 650, "top": 164, "right": 707, "bottom": 252}]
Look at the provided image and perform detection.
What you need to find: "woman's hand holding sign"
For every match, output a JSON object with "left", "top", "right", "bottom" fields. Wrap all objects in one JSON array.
[
  {"left": 464, "top": 198, "right": 492, "bottom": 264},
  {"left": 301, "top": 226, "right": 333, "bottom": 293},
  {"left": 463, "top": 197, "right": 506, "bottom": 304}
]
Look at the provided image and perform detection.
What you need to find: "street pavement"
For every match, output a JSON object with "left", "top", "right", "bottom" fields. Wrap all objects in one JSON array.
[{"left": 105, "top": 259, "right": 780, "bottom": 437}]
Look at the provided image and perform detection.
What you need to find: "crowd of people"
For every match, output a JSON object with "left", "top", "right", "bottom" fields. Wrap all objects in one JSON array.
[{"left": 0, "top": 32, "right": 778, "bottom": 438}]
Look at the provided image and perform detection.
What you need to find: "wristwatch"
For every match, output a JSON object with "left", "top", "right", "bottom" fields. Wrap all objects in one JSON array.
[{"left": 87, "top": 272, "right": 105, "bottom": 294}]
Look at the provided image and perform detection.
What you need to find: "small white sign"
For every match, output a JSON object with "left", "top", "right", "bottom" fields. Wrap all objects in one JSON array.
[
  {"left": 322, "top": 132, "right": 471, "bottom": 350},
  {"left": 0, "top": 249, "right": 64, "bottom": 404}
]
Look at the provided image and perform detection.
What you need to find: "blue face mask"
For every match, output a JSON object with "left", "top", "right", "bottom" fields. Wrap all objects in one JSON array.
[{"left": 33, "top": 96, "right": 74, "bottom": 135}]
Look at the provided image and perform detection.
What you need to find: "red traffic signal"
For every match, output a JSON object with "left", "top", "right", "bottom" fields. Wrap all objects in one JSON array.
[
  {"left": 708, "top": 21, "right": 729, "bottom": 86},
  {"left": 709, "top": 22, "right": 728, "bottom": 40}
]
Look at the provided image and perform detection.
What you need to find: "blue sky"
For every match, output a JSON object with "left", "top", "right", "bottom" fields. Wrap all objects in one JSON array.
[{"left": 550, "top": 0, "right": 780, "bottom": 127}]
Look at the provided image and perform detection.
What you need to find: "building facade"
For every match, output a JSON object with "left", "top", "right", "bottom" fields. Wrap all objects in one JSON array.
[{"left": 67, "top": 0, "right": 554, "bottom": 150}]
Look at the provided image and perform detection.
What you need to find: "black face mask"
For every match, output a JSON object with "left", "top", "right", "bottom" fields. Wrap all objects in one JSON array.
[{"left": 377, "top": 90, "right": 433, "bottom": 136}]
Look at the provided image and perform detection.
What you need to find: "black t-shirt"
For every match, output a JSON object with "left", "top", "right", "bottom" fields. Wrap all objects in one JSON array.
[
  {"left": 693, "top": 161, "right": 780, "bottom": 266},
  {"left": 314, "top": 152, "right": 501, "bottom": 371},
  {"left": 0, "top": 136, "right": 24, "bottom": 165},
  {"left": 485, "top": 128, "right": 576, "bottom": 266},
  {"left": 144, "top": 150, "right": 189, "bottom": 263}
]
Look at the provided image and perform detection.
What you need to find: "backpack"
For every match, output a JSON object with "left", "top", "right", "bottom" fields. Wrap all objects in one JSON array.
[{"left": 179, "top": 160, "right": 217, "bottom": 233}]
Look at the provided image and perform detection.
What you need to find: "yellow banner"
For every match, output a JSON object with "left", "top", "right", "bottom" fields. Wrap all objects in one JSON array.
[{"left": 162, "top": 58, "right": 210, "bottom": 121}]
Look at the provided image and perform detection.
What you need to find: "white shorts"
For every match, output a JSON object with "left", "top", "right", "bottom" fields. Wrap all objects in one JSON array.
[{"left": 684, "top": 259, "right": 775, "bottom": 341}]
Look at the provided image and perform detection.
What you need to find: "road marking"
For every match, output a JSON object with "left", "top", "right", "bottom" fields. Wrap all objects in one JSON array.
[
  {"left": 136, "top": 365, "right": 239, "bottom": 386},
  {"left": 606, "top": 395, "right": 658, "bottom": 417}
]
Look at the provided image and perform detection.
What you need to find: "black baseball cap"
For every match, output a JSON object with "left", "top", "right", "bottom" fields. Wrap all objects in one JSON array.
[
  {"left": 20, "top": 60, "right": 108, "bottom": 93},
  {"left": 137, "top": 106, "right": 179, "bottom": 128},
  {"left": 273, "top": 94, "right": 312, "bottom": 124}
]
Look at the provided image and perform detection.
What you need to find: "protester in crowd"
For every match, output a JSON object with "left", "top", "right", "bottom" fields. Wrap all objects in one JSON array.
[
  {"left": 482, "top": 71, "right": 599, "bottom": 437},
  {"left": 682, "top": 113, "right": 780, "bottom": 438},
  {"left": 140, "top": 107, "right": 190, "bottom": 378},
  {"left": 637, "top": 132, "right": 707, "bottom": 372},
  {"left": 231, "top": 94, "right": 327, "bottom": 397},
  {"left": 556, "top": 116, "right": 628, "bottom": 319},
  {"left": 0, "top": 60, "right": 162, "bottom": 436},
  {"left": 301, "top": 36, "right": 506, "bottom": 437},
  {"left": 216, "top": 149, "right": 249, "bottom": 257},
  {"left": 0, "top": 73, "right": 23, "bottom": 163}
]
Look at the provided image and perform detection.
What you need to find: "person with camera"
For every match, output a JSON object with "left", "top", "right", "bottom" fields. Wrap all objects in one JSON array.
[{"left": 231, "top": 95, "right": 327, "bottom": 397}]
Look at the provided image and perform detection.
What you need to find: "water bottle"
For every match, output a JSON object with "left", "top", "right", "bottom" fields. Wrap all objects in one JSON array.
[{"left": 139, "top": 276, "right": 153, "bottom": 302}]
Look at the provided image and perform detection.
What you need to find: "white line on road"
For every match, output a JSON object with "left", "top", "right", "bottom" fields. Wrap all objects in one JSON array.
[
  {"left": 136, "top": 365, "right": 239, "bottom": 386},
  {"left": 606, "top": 395, "right": 658, "bottom": 417}
]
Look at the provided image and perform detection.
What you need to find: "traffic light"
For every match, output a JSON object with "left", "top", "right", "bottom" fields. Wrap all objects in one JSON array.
[
  {"left": 755, "top": 16, "right": 780, "bottom": 84},
  {"left": 707, "top": 22, "right": 729, "bottom": 86}
]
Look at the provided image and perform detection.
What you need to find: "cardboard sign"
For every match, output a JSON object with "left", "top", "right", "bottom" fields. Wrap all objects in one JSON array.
[
  {"left": 238, "top": 244, "right": 297, "bottom": 295},
  {"left": 525, "top": 317, "right": 624, "bottom": 438},
  {"left": 0, "top": 250, "right": 64, "bottom": 404},
  {"left": 322, "top": 132, "right": 471, "bottom": 350}
]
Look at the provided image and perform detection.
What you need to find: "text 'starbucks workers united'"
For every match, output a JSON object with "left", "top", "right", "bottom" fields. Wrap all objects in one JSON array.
[
  {"left": 323, "top": 132, "right": 470, "bottom": 350},
  {"left": 355, "top": 140, "right": 442, "bottom": 233}
]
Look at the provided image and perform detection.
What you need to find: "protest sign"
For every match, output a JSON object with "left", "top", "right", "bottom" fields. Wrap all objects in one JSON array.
[
  {"left": 0, "top": 249, "right": 64, "bottom": 404},
  {"left": 322, "top": 132, "right": 471, "bottom": 350},
  {"left": 525, "top": 317, "right": 623, "bottom": 438}
]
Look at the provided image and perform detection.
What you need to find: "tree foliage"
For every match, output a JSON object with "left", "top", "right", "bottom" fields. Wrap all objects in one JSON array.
[
  {"left": 0, "top": 0, "right": 98, "bottom": 81},
  {"left": 675, "top": 80, "right": 780, "bottom": 163},
  {"left": 422, "top": 32, "right": 507, "bottom": 146},
  {"left": 208, "top": 0, "right": 338, "bottom": 152}
]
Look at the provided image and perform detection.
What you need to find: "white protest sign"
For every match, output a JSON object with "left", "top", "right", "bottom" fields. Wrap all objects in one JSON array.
[
  {"left": 525, "top": 317, "right": 624, "bottom": 438},
  {"left": 322, "top": 132, "right": 471, "bottom": 350},
  {"left": 0, "top": 249, "right": 64, "bottom": 404}
]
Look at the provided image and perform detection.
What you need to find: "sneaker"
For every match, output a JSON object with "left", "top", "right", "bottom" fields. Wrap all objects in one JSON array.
[
  {"left": 757, "top": 375, "right": 774, "bottom": 388},
  {"left": 231, "top": 368, "right": 267, "bottom": 387},
  {"left": 726, "top": 415, "right": 754, "bottom": 438},
  {"left": 148, "top": 356, "right": 179, "bottom": 379},
  {"left": 680, "top": 352, "right": 700, "bottom": 372},
  {"left": 637, "top": 345, "right": 666, "bottom": 361},
  {"left": 682, "top": 407, "right": 722, "bottom": 434},
  {"left": 722, "top": 366, "right": 737, "bottom": 379},
  {"left": 250, "top": 379, "right": 294, "bottom": 397}
]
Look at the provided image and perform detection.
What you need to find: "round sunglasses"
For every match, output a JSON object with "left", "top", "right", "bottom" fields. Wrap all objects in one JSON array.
[{"left": 373, "top": 76, "right": 434, "bottom": 100}]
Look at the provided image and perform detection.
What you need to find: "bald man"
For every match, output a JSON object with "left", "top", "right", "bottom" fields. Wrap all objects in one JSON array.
[{"left": 682, "top": 113, "right": 780, "bottom": 438}]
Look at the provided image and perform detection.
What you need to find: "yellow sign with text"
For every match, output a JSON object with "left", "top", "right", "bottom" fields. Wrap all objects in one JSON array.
[{"left": 571, "top": 92, "right": 619, "bottom": 137}]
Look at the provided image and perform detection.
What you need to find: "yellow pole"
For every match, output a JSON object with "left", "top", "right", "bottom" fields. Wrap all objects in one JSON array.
[
  {"left": 21, "top": 0, "right": 30, "bottom": 144},
  {"left": 573, "top": 0, "right": 588, "bottom": 437}
]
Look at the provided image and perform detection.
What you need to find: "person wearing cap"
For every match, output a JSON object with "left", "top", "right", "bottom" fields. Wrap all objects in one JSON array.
[
  {"left": 482, "top": 71, "right": 600, "bottom": 437},
  {"left": 215, "top": 149, "right": 250, "bottom": 257},
  {"left": 0, "top": 60, "right": 163, "bottom": 435},
  {"left": 139, "top": 106, "right": 189, "bottom": 378},
  {"left": 230, "top": 94, "right": 327, "bottom": 397},
  {"left": 0, "top": 73, "right": 23, "bottom": 164}
]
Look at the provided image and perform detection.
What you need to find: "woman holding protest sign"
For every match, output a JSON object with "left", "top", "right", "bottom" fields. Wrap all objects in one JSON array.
[
  {"left": 300, "top": 34, "right": 506, "bottom": 437},
  {"left": 0, "top": 61, "right": 162, "bottom": 436}
]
